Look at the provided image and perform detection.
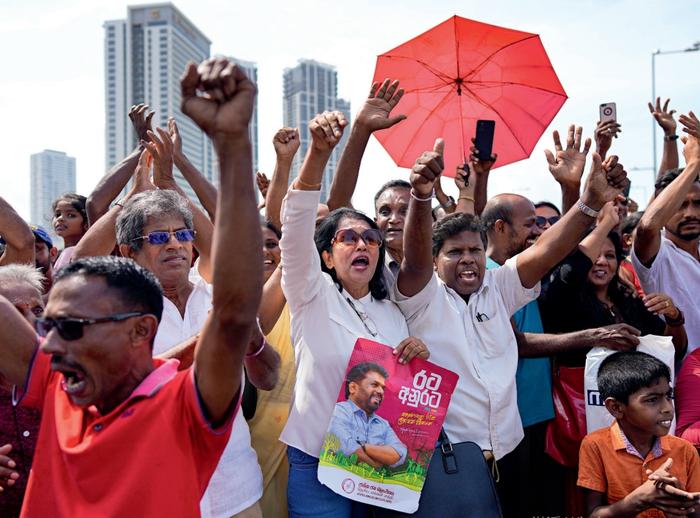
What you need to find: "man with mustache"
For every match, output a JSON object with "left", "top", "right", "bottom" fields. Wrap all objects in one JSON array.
[
  {"left": 633, "top": 111, "right": 700, "bottom": 353},
  {"left": 329, "top": 362, "right": 407, "bottom": 468}
]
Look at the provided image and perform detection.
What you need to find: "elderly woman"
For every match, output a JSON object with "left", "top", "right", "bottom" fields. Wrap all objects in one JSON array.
[
  {"left": 280, "top": 111, "right": 428, "bottom": 518},
  {"left": 0, "top": 265, "right": 45, "bottom": 518}
]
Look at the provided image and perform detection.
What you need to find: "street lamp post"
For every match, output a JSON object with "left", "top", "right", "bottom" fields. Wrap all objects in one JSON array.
[{"left": 651, "top": 42, "right": 700, "bottom": 183}]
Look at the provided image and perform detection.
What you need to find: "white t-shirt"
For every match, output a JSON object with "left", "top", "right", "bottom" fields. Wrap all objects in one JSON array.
[
  {"left": 279, "top": 189, "right": 409, "bottom": 458},
  {"left": 632, "top": 236, "right": 700, "bottom": 353},
  {"left": 392, "top": 257, "right": 539, "bottom": 459},
  {"left": 153, "top": 272, "right": 263, "bottom": 518}
]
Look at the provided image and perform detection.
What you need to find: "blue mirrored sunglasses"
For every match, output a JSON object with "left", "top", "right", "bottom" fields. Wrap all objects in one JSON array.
[{"left": 133, "top": 229, "right": 196, "bottom": 245}]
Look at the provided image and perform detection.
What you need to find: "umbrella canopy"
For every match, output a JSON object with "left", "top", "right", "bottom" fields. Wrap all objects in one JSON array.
[{"left": 372, "top": 15, "right": 567, "bottom": 176}]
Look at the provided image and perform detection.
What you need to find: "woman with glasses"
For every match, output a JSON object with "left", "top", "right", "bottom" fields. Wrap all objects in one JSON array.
[{"left": 279, "top": 111, "right": 428, "bottom": 518}]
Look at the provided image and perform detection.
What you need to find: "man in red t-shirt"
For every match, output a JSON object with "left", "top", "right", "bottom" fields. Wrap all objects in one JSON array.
[{"left": 0, "top": 57, "right": 262, "bottom": 518}]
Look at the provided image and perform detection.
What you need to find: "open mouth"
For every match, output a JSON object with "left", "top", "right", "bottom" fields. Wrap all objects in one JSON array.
[
  {"left": 57, "top": 367, "right": 87, "bottom": 396},
  {"left": 591, "top": 268, "right": 608, "bottom": 279},
  {"left": 658, "top": 419, "right": 672, "bottom": 428},
  {"left": 351, "top": 256, "right": 370, "bottom": 269},
  {"left": 458, "top": 269, "right": 477, "bottom": 281}
]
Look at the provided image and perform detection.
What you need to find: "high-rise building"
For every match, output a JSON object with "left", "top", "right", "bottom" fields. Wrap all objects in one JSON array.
[
  {"left": 30, "top": 150, "right": 76, "bottom": 244},
  {"left": 104, "top": 4, "right": 258, "bottom": 201},
  {"left": 283, "top": 59, "right": 351, "bottom": 200}
]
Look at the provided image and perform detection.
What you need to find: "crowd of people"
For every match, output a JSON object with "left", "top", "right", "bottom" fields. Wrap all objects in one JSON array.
[{"left": 0, "top": 57, "right": 699, "bottom": 518}]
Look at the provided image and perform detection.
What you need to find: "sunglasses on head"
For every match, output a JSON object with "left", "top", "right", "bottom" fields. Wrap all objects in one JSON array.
[
  {"left": 35, "top": 312, "right": 146, "bottom": 341},
  {"left": 331, "top": 228, "right": 383, "bottom": 248},
  {"left": 133, "top": 229, "right": 196, "bottom": 245},
  {"left": 535, "top": 216, "right": 560, "bottom": 228}
]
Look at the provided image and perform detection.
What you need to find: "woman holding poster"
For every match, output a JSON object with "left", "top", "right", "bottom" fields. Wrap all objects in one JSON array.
[{"left": 279, "top": 107, "right": 429, "bottom": 518}]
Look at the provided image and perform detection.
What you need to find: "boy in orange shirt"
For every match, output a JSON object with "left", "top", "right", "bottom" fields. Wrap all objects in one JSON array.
[{"left": 578, "top": 351, "right": 700, "bottom": 517}]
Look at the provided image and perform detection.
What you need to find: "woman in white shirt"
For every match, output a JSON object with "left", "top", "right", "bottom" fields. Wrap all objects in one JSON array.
[{"left": 280, "top": 110, "right": 428, "bottom": 518}]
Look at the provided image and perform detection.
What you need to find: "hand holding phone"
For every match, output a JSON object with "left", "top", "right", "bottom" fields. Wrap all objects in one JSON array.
[{"left": 474, "top": 120, "right": 495, "bottom": 161}]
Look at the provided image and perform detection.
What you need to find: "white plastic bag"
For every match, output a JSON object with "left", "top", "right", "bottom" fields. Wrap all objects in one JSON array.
[{"left": 584, "top": 335, "right": 675, "bottom": 434}]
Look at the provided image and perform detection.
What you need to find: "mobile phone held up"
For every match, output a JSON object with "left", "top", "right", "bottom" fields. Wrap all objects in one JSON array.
[
  {"left": 474, "top": 120, "right": 495, "bottom": 161},
  {"left": 599, "top": 102, "right": 617, "bottom": 124}
]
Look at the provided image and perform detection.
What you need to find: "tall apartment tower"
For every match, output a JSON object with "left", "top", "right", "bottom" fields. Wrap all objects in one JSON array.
[
  {"left": 283, "top": 59, "right": 351, "bottom": 200},
  {"left": 30, "top": 150, "right": 77, "bottom": 244},
  {"left": 105, "top": 4, "right": 219, "bottom": 201}
]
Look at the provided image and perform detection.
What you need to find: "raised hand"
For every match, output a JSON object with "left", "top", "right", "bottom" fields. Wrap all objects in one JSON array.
[
  {"left": 143, "top": 127, "right": 175, "bottom": 189},
  {"left": 180, "top": 57, "right": 257, "bottom": 144},
  {"left": 309, "top": 111, "right": 348, "bottom": 152},
  {"left": 583, "top": 153, "right": 628, "bottom": 207},
  {"left": 256, "top": 172, "right": 270, "bottom": 199},
  {"left": 594, "top": 120, "right": 622, "bottom": 158},
  {"left": 355, "top": 79, "right": 406, "bottom": 132},
  {"left": 125, "top": 149, "right": 157, "bottom": 199},
  {"left": 680, "top": 111, "right": 700, "bottom": 164},
  {"left": 410, "top": 138, "right": 444, "bottom": 197},
  {"left": 167, "top": 117, "right": 183, "bottom": 156},
  {"left": 648, "top": 97, "right": 677, "bottom": 136},
  {"left": 272, "top": 127, "right": 300, "bottom": 160},
  {"left": 129, "top": 103, "right": 155, "bottom": 143},
  {"left": 544, "top": 125, "right": 591, "bottom": 187},
  {"left": 469, "top": 137, "right": 497, "bottom": 176},
  {"left": 597, "top": 201, "right": 621, "bottom": 230}
]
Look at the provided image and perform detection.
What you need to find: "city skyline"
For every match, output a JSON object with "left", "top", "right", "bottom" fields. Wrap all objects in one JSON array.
[
  {"left": 283, "top": 58, "right": 351, "bottom": 201},
  {"left": 3, "top": 1, "right": 699, "bottom": 220},
  {"left": 30, "top": 150, "right": 77, "bottom": 245}
]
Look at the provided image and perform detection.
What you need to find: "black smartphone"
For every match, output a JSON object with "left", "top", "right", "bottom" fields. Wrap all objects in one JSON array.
[{"left": 474, "top": 120, "right": 495, "bottom": 160}]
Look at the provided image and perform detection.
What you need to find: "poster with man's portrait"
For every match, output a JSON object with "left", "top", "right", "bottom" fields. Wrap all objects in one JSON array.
[{"left": 318, "top": 338, "right": 459, "bottom": 513}]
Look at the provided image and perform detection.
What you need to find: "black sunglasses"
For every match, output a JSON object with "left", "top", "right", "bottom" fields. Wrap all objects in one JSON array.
[
  {"left": 35, "top": 312, "right": 147, "bottom": 341},
  {"left": 133, "top": 229, "right": 196, "bottom": 245},
  {"left": 535, "top": 216, "right": 560, "bottom": 228},
  {"left": 332, "top": 228, "right": 383, "bottom": 248}
]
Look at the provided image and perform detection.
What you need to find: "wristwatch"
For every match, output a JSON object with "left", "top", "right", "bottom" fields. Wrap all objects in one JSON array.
[
  {"left": 664, "top": 134, "right": 679, "bottom": 142},
  {"left": 666, "top": 309, "right": 685, "bottom": 327},
  {"left": 575, "top": 198, "right": 600, "bottom": 218},
  {"left": 441, "top": 196, "right": 456, "bottom": 210}
]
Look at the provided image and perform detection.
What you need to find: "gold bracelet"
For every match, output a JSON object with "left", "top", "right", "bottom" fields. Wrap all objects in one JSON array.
[
  {"left": 295, "top": 177, "right": 321, "bottom": 189},
  {"left": 458, "top": 195, "right": 475, "bottom": 202}
]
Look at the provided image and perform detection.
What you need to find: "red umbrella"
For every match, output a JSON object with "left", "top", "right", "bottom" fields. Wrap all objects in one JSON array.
[{"left": 372, "top": 15, "right": 567, "bottom": 176}]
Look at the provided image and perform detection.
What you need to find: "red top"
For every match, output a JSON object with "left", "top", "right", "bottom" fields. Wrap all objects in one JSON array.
[
  {"left": 19, "top": 351, "right": 236, "bottom": 518},
  {"left": 676, "top": 348, "right": 700, "bottom": 447}
]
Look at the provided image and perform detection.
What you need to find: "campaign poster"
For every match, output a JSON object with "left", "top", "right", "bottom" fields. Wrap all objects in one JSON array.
[{"left": 317, "top": 338, "right": 459, "bottom": 513}]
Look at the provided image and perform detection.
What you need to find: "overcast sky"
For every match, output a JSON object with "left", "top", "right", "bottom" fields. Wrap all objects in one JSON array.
[{"left": 1, "top": 0, "right": 699, "bottom": 220}]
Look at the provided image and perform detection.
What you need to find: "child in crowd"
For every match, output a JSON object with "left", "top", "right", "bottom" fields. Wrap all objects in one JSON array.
[
  {"left": 51, "top": 193, "right": 88, "bottom": 270},
  {"left": 578, "top": 351, "right": 700, "bottom": 517}
]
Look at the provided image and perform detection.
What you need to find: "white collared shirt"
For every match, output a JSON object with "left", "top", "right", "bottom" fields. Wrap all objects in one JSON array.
[
  {"left": 632, "top": 235, "right": 700, "bottom": 353},
  {"left": 153, "top": 270, "right": 263, "bottom": 518},
  {"left": 280, "top": 189, "right": 409, "bottom": 458},
  {"left": 392, "top": 257, "right": 539, "bottom": 459}
]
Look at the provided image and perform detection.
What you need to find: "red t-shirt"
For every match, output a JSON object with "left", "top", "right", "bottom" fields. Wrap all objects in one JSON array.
[{"left": 19, "top": 351, "right": 236, "bottom": 518}]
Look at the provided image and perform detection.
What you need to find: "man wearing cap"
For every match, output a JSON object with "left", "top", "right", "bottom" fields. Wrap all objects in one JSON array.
[{"left": 28, "top": 225, "right": 57, "bottom": 294}]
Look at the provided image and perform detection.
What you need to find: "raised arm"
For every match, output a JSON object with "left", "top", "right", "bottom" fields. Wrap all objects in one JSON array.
[
  {"left": 649, "top": 97, "right": 679, "bottom": 179},
  {"left": 544, "top": 125, "right": 591, "bottom": 214},
  {"left": 0, "top": 197, "right": 34, "bottom": 266},
  {"left": 397, "top": 139, "right": 444, "bottom": 297},
  {"left": 0, "top": 295, "right": 38, "bottom": 389},
  {"left": 265, "top": 127, "right": 300, "bottom": 229},
  {"left": 87, "top": 104, "right": 153, "bottom": 224},
  {"left": 144, "top": 127, "right": 214, "bottom": 282},
  {"left": 578, "top": 202, "right": 620, "bottom": 261},
  {"left": 635, "top": 112, "right": 700, "bottom": 266},
  {"left": 73, "top": 150, "right": 156, "bottom": 260},
  {"left": 516, "top": 154, "right": 628, "bottom": 288},
  {"left": 454, "top": 164, "right": 476, "bottom": 215},
  {"left": 169, "top": 118, "right": 218, "bottom": 221},
  {"left": 468, "top": 137, "right": 496, "bottom": 215},
  {"left": 593, "top": 119, "right": 621, "bottom": 160},
  {"left": 326, "top": 79, "right": 406, "bottom": 211},
  {"left": 181, "top": 57, "right": 262, "bottom": 425}
]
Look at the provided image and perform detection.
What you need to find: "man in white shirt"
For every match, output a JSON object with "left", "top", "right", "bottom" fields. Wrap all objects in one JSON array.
[
  {"left": 633, "top": 120, "right": 700, "bottom": 352},
  {"left": 393, "top": 138, "right": 628, "bottom": 505}
]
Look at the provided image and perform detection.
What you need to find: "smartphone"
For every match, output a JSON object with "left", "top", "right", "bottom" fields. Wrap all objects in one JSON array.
[
  {"left": 474, "top": 120, "right": 495, "bottom": 160},
  {"left": 599, "top": 102, "right": 617, "bottom": 124}
]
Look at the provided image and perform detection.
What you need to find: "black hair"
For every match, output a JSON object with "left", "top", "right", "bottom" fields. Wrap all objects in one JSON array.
[
  {"left": 261, "top": 217, "right": 282, "bottom": 239},
  {"left": 655, "top": 167, "right": 700, "bottom": 196},
  {"left": 432, "top": 212, "right": 487, "bottom": 257},
  {"left": 373, "top": 179, "right": 411, "bottom": 207},
  {"left": 620, "top": 212, "right": 643, "bottom": 236},
  {"left": 481, "top": 201, "right": 513, "bottom": 233},
  {"left": 314, "top": 208, "right": 388, "bottom": 300},
  {"left": 345, "top": 362, "right": 389, "bottom": 399},
  {"left": 534, "top": 201, "right": 562, "bottom": 216},
  {"left": 52, "top": 193, "right": 88, "bottom": 224},
  {"left": 56, "top": 256, "right": 163, "bottom": 324},
  {"left": 597, "top": 351, "right": 670, "bottom": 404}
]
